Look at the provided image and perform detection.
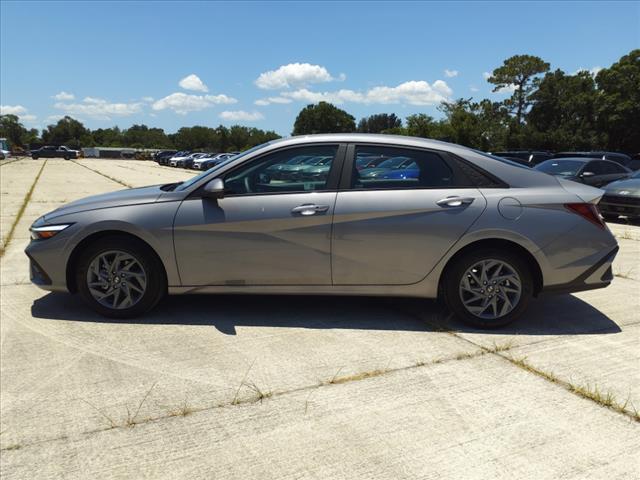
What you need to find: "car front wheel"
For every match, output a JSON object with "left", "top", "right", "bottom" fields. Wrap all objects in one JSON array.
[
  {"left": 444, "top": 249, "right": 532, "bottom": 328},
  {"left": 75, "top": 236, "right": 166, "bottom": 318}
]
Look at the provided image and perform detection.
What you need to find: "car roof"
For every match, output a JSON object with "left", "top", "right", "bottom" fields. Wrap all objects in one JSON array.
[{"left": 542, "top": 157, "right": 590, "bottom": 163}]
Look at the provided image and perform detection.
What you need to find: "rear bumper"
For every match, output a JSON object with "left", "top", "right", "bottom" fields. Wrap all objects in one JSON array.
[{"left": 540, "top": 246, "right": 618, "bottom": 296}]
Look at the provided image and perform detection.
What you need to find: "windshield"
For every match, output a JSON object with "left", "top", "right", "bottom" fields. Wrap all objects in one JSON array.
[
  {"left": 176, "top": 142, "right": 272, "bottom": 191},
  {"left": 536, "top": 160, "right": 585, "bottom": 176}
]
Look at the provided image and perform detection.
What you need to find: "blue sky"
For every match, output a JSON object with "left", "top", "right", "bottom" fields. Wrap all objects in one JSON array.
[{"left": 1, "top": 1, "right": 638, "bottom": 135}]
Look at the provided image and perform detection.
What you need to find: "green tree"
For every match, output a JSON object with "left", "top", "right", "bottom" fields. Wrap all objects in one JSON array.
[
  {"left": 92, "top": 127, "right": 124, "bottom": 147},
  {"left": 122, "top": 124, "right": 172, "bottom": 148},
  {"left": 292, "top": 102, "right": 355, "bottom": 135},
  {"left": 527, "top": 69, "right": 603, "bottom": 150},
  {"left": 0, "top": 114, "right": 39, "bottom": 148},
  {"left": 357, "top": 113, "right": 402, "bottom": 133},
  {"left": 41, "top": 116, "right": 91, "bottom": 149},
  {"left": 488, "top": 54, "right": 550, "bottom": 125},
  {"left": 596, "top": 49, "right": 640, "bottom": 152}
]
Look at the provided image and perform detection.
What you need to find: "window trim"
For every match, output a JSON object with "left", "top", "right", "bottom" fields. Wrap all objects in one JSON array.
[
  {"left": 338, "top": 143, "right": 497, "bottom": 192},
  {"left": 192, "top": 143, "right": 347, "bottom": 199}
]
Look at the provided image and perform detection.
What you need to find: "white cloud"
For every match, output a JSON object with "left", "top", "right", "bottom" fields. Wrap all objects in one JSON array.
[
  {"left": 444, "top": 69, "right": 459, "bottom": 78},
  {"left": 20, "top": 114, "right": 38, "bottom": 122},
  {"left": 254, "top": 96, "right": 293, "bottom": 106},
  {"left": 46, "top": 114, "right": 64, "bottom": 123},
  {"left": 0, "top": 104, "right": 28, "bottom": 116},
  {"left": 574, "top": 66, "right": 603, "bottom": 77},
  {"left": 54, "top": 97, "right": 143, "bottom": 119},
  {"left": 52, "top": 91, "right": 75, "bottom": 101},
  {"left": 141, "top": 96, "right": 155, "bottom": 103},
  {"left": 255, "top": 63, "right": 344, "bottom": 89},
  {"left": 151, "top": 92, "right": 237, "bottom": 114},
  {"left": 493, "top": 84, "right": 517, "bottom": 94},
  {"left": 179, "top": 74, "right": 209, "bottom": 92},
  {"left": 470, "top": 86, "right": 480, "bottom": 92},
  {"left": 219, "top": 110, "right": 264, "bottom": 122},
  {"left": 281, "top": 79, "right": 452, "bottom": 106},
  {"left": 483, "top": 71, "right": 492, "bottom": 80}
]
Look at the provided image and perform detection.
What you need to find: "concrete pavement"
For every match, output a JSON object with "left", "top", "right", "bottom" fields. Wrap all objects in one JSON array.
[{"left": 1, "top": 158, "right": 638, "bottom": 479}]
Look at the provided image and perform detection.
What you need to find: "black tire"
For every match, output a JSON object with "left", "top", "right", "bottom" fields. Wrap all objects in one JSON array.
[
  {"left": 64, "top": 155, "right": 70, "bottom": 160},
  {"left": 443, "top": 248, "right": 533, "bottom": 328},
  {"left": 602, "top": 213, "right": 619, "bottom": 222},
  {"left": 75, "top": 235, "right": 166, "bottom": 318},
  {"left": 32, "top": 155, "right": 38, "bottom": 160}
]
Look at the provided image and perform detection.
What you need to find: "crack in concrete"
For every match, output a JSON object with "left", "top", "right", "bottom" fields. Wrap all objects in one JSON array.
[
  {"left": 0, "top": 343, "right": 505, "bottom": 452},
  {"left": 0, "top": 159, "right": 47, "bottom": 257},
  {"left": 69, "top": 160, "right": 132, "bottom": 188}
]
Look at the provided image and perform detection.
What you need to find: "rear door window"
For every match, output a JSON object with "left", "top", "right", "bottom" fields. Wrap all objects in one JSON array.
[{"left": 351, "top": 146, "right": 455, "bottom": 189}]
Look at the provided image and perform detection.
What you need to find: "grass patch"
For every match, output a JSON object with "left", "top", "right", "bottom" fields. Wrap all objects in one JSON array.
[
  {"left": 507, "top": 355, "right": 638, "bottom": 422},
  {"left": 0, "top": 159, "right": 47, "bottom": 257},
  {"left": 613, "top": 267, "right": 635, "bottom": 279},
  {"left": 615, "top": 230, "right": 634, "bottom": 240}
]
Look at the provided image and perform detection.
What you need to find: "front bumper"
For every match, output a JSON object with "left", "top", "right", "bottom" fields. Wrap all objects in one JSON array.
[{"left": 599, "top": 194, "right": 640, "bottom": 218}]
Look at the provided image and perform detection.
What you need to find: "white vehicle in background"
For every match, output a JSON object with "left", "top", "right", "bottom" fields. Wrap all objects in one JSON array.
[
  {"left": 192, "top": 153, "right": 231, "bottom": 170},
  {"left": 168, "top": 151, "right": 195, "bottom": 167}
]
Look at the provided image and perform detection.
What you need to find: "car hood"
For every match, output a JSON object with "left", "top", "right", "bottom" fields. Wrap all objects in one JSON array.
[
  {"left": 604, "top": 178, "right": 640, "bottom": 195},
  {"left": 44, "top": 184, "right": 166, "bottom": 220}
]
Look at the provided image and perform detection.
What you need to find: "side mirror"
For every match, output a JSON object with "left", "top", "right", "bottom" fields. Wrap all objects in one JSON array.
[
  {"left": 203, "top": 178, "right": 225, "bottom": 199},
  {"left": 581, "top": 171, "right": 595, "bottom": 177}
]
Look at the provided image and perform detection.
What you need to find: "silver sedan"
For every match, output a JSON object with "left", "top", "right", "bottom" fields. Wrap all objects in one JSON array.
[{"left": 26, "top": 134, "right": 618, "bottom": 328}]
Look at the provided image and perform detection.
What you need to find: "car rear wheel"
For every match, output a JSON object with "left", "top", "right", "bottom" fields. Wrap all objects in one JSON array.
[
  {"left": 32, "top": 155, "right": 38, "bottom": 160},
  {"left": 444, "top": 249, "right": 532, "bottom": 328},
  {"left": 76, "top": 236, "right": 166, "bottom": 318},
  {"left": 64, "top": 155, "right": 70, "bottom": 160}
]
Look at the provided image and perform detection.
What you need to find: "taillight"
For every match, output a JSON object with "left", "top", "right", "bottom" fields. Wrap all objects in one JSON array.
[{"left": 565, "top": 203, "right": 606, "bottom": 229}]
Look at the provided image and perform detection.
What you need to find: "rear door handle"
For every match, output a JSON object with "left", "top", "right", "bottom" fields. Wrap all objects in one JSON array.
[
  {"left": 291, "top": 204, "right": 330, "bottom": 216},
  {"left": 436, "top": 196, "right": 475, "bottom": 208}
]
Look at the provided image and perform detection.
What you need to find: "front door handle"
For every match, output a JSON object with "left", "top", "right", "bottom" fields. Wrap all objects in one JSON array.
[
  {"left": 436, "top": 196, "right": 475, "bottom": 208},
  {"left": 291, "top": 204, "right": 330, "bottom": 216}
]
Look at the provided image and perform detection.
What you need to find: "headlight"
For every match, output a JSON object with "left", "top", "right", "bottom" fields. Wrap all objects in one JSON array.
[{"left": 30, "top": 224, "right": 72, "bottom": 240}]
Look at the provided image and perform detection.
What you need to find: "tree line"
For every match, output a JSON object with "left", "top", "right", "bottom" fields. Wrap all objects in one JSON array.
[
  {"left": 293, "top": 49, "right": 639, "bottom": 153},
  {"left": 0, "top": 116, "right": 281, "bottom": 152},
  {"left": 1, "top": 49, "right": 637, "bottom": 154}
]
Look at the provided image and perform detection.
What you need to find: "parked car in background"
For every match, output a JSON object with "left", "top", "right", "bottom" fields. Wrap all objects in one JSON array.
[
  {"left": 356, "top": 154, "right": 391, "bottom": 170},
  {"left": 552, "top": 152, "right": 633, "bottom": 169},
  {"left": 598, "top": 169, "right": 640, "bottom": 221},
  {"left": 198, "top": 154, "right": 237, "bottom": 171},
  {"left": 535, "top": 158, "right": 631, "bottom": 188},
  {"left": 491, "top": 151, "right": 553, "bottom": 166},
  {"left": 359, "top": 156, "right": 416, "bottom": 178},
  {"left": 154, "top": 150, "right": 177, "bottom": 165},
  {"left": 26, "top": 134, "right": 619, "bottom": 328},
  {"left": 175, "top": 153, "right": 208, "bottom": 169},
  {"left": 191, "top": 153, "right": 221, "bottom": 170},
  {"left": 168, "top": 151, "right": 194, "bottom": 167},
  {"left": 31, "top": 145, "right": 80, "bottom": 160}
]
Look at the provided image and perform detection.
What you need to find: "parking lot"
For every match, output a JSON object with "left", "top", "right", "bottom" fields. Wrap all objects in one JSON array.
[{"left": 1, "top": 158, "right": 638, "bottom": 478}]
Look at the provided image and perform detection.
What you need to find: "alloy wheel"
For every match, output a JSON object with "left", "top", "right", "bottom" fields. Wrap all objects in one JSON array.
[
  {"left": 458, "top": 259, "right": 522, "bottom": 320},
  {"left": 86, "top": 250, "right": 147, "bottom": 309}
]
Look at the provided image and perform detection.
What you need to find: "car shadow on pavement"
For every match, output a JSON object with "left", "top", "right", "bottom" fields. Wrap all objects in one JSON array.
[{"left": 31, "top": 291, "right": 621, "bottom": 336}]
